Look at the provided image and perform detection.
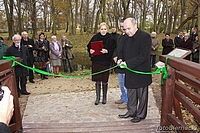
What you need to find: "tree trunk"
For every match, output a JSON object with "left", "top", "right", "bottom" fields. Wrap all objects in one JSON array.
[
  {"left": 31, "top": 0, "right": 37, "bottom": 39},
  {"left": 172, "top": 1, "right": 179, "bottom": 33},
  {"left": 16, "top": 0, "right": 22, "bottom": 33},
  {"left": 141, "top": 0, "right": 147, "bottom": 30},
  {"left": 102, "top": 0, "right": 106, "bottom": 22},
  {"left": 164, "top": 0, "right": 168, "bottom": 33},
  {"left": 91, "top": 0, "right": 97, "bottom": 33},
  {"left": 80, "top": 0, "right": 83, "bottom": 34},
  {"left": 44, "top": 0, "right": 48, "bottom": 32},
  {"left": 51, "top": 0, "right": 56, "bottom": 35},
  {"left": 66, "top": 0, "right": 70, "bottom": 33},
  {"left": 3, "top": 0, "right": 14, "bottom": 40},
  {"left": 70, "top": 1, "right": 74, "bottom": 34},
  {"left": 75, "top": 0, "right": 78, "bottom": 34},
  {"left": 157, "top": 1, "right": 165, "bottom": 34},
  {"left": 121, "top": 0, "right": 130, "bottom": 18}
]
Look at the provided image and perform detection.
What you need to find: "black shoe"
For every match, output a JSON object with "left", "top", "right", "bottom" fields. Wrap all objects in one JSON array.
[
  {"left": 118, "top": 112, "right": 134, "bottom": 118},
  {"left": 44, "top": 76, "right": 48, "bottom": 79},
  {"left": 29, "top": 80, "right": 35, "bottom": 83},
  {"left": 21, "top": 91, "right": 31, "bottom": 95},
  {"left": 18, "top": 93, "right": 21, "bottom": 98},
  {"left": 130, "top": 117, "right": 144, "bottom": 123}
]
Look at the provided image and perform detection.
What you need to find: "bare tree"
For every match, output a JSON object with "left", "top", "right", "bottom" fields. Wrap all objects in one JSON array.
[
  {"left": 80, "top": 0, "right": 83, "bottom": 34},
  {"left": 3, "top": 0, "right": 14, "bottom": 40},
  {"left": 51, "top": 0, "right": 56, "bottom": 35}
]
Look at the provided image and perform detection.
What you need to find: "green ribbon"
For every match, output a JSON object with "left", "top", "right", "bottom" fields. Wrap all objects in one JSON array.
[
  {"left": 3, "top": 56, "right": 16, "bottom": 67},
  {"left": 2, "top": 56, "right": 169, "bottom": 84}
]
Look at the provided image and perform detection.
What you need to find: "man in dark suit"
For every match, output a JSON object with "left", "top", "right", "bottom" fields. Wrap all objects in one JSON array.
[
  {"left": 118, "top": 18, "right": 152, "bottom": 123},
  {"left": 21, "top": 31, "right": 36, "bottom": 83},
  {"left": 6, "top": 34, "right": 31, "bottom": 97}
]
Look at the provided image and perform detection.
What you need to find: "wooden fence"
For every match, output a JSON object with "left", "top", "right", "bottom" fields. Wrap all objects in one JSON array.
[{"left": 159, "top": 55, "right": 200, "bottom": 133}]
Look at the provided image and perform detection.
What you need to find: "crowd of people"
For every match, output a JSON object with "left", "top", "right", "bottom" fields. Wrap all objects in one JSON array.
[
  {"left": 149, "top": 27, "right": 200, "bottom": 68},
  {"left": 0, "top": 32, "right": 75, "bottom": 98}
]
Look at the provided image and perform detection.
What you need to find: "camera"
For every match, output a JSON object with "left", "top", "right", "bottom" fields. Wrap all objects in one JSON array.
[{"left": 0, "top": 87, "right": 4, "bottom": 101}]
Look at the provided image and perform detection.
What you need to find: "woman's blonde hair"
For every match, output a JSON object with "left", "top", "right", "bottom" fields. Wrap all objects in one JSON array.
[{"left": 98, "top": 22, "right": 108, "bottom": 30}]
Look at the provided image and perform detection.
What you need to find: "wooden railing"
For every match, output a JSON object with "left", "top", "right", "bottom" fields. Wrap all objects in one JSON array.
[
  {"left": 159, "top": 55, "right": 200, "bottom": 133},
  {"left": 0, "top": 58, "right": 22, "bottom": 133}
]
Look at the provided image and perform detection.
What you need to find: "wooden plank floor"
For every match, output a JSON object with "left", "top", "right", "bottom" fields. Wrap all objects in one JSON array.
[{"left": 22, "top": 118, "right": 160, "bottom": 133}]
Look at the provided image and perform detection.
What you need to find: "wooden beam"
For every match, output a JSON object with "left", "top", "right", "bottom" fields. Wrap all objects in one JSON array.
[
  {"left": 159, "top": 55, "right": 200, "bottom": 79},
  {"left": 167, "top": 114, "right": 195, "bottom": 133},
  {"left": 175, "top": 81, "right": 200, "bottom": 105},
  {"left": 160, "top": 67, "right": 175, "bottom": 126},
  {"left": 174, "top": 89, "right": 200, "bottom": 122},
  {"left": 175, "top": 71, "right": 200, "bottom": 91}
]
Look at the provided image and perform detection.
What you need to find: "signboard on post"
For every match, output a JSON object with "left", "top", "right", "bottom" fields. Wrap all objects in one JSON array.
[{"left": 155, "top": 48, "right": 192, "bottom": 68}]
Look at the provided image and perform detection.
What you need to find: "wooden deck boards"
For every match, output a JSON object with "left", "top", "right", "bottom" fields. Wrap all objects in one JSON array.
[{"left": 22, "top": 118, "right": 160, "bottom": 133}]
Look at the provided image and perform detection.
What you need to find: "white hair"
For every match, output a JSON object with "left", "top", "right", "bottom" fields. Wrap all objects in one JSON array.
[
  {"left": 21, "top": 31, "right": 28, "bottom": 35},
  {"left": 12, "top": 34, "right": 21, "bottom": 40},
  {"left": 51, "top": 35, "right": 57, "bottom": 39}
]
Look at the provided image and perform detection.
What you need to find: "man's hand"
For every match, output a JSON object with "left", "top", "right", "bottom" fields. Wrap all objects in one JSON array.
[
  {"left": 117, "top": 59, "right": 122, "bottom": 65},
  {"left": 119, "top": 61, "right": 127, "bottom": 68},
  {"left": 0, "top": 86, "right": 14, "bottom": 126},
  {"left": 113, "top": 57, "right": 117, "bottom": 63}
]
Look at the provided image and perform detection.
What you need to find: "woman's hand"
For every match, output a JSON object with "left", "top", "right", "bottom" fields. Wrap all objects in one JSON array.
[
  {"left": 90, "top": 49, "right": 95, "bottom": 54},
  {"left": 100, "top": 48, "right": 108, "bottom": 54}
]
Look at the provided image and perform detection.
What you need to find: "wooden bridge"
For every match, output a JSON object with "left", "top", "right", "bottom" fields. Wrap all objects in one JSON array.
[{"left": 0, "top": 55, "right": 199, "bottom": 132}]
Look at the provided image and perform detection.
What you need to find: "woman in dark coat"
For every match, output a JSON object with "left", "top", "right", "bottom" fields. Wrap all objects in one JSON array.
[
  {"left": 179, "top": 33, "right": 193, "bottom": 60},
  {"left": 161, "top": 33, "right": 174, "bottom": 55},
  {"left": 35, "top": 32, "right": 49, "bottom": 80},
  {"left": 87, "top": 22, "right": 116, "bottom": 105}
]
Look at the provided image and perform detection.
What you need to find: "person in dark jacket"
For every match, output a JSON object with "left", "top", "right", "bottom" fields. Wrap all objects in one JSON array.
[
  {"left": 87, "top": 22, "right": 116, "bottom": 105},
  {"left": 174, "top": 31, "right": 184, "bottom": 48},
  {"left": 0, "top": 86, "right": 14, "bottom": 133},
  {"left": 21, "top": 31, "right": 36, "bottom": 83},
  {"left": 179, "top": 33, "right": 193, "bottom": 60},
  {"left": 35, "top": 32, "right": 49, "bottom": 80},
  {"left": 117, "top": 18, "right": 152, "bottom": 123},
  {"left": 192, "top": 36, "right": 199, "bottom": 63},
  {"left": 190, "top": 27, "right": 198, "bottom": 42},
  {"left": 161, "top": 33, "right": 174, "bottom": 55},
  {"left": 6, "top": 34, "right": 30, "bottom": 97},
  {"left": 0, "top": 36, "right": 8, "bottom": 60},
  {"left": 113, "top": 18, "right": 128, "bottom": 109}
]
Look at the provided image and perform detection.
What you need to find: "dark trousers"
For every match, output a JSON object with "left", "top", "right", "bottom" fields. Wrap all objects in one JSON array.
[
  {"left": 150, "top": 55, "right": 156, "bottom": 68},
  {"left": 28, "top": 68, "right": 34, "bottom": 81},
  {"left": 27, "top": 60, "right": 34, "bottom": 81},
  {"left": 16, "top": 76, "right": 27, "bottom": 93},
  {"left": 192, "top": 58, "right": 199, "bottom": 63},
  {"left": 127, "top": 86, "right": 148, "bottom": 119},
  {"left": 63, "top": 59, "right": 74, "bottom": 73}
]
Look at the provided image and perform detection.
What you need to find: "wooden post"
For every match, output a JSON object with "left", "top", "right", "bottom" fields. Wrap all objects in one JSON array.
[
  {"left": 0, "top": 59, "right": 22, "bottom": 133},
  {"left": 160, "top": 67, "right": 175, "bottom": 126}
]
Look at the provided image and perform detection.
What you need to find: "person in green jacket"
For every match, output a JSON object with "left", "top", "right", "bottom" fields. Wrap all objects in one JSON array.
[{"left": 0, "top": 36, "right": 8, "bottom": 60}]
